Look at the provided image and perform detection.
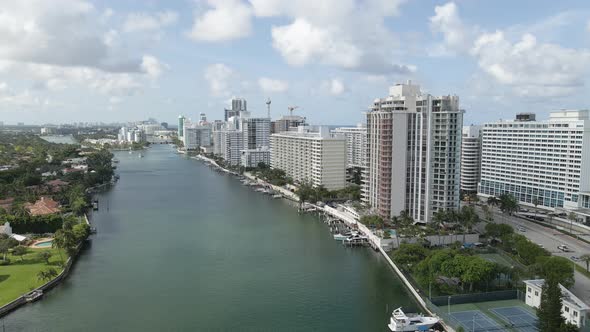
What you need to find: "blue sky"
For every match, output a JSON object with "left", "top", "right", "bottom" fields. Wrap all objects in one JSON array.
[{"left": 1, "top": 0, "right": 589, "bottom": 126}]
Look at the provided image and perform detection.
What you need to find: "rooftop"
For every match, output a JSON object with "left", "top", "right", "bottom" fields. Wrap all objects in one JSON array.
[
  {"left": 24, "top": 197, "right": 61, "bottom": 216},
  {"left": 524, "top": 279, "right": 590, "bottom": 311}
]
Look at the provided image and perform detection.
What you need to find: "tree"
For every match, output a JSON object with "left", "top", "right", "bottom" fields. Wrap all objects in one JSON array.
[
  {"left": 499, "top": 194, "right": 518, "bottom": 215},
  {"left": 459, "top": 206, "right": 480, "bottom": 243},
  {"left": 487, "top": 196, "right": 500, "bottom": 208},
  {"left": 360, "top": 215, "right": 384, "bottom": 229},
  {"left": 72, "top": 223, "right": 90, "bottom": 242},
  {"left": 0, "top": 239, "right": 9, "bottom": 261},
  {"left": 393, "top": 243, "right": 429, "bottom": 267},
  {"left": 580, "top": 254, "right": 590, "bottom": 272},
  {"left": 12, "top": 245, "right": 27, "bottom": 261},
  {"left": 568, "top": 212, "right": 578, "bottom": 234},
  {"left": 37, "top": 251, "right": 52, "bottom": 264},
  {"left": 53, "top": 228, "right": 77, "bottom": 258},
  {"left": 485, "top": 223, "right": 514, "bottom": 241},
  {"left": 537, "top": 278, "right": 565, "bottom": 332},
  {"left": 37, "top": 268, "right": 58, "bottom": 282},
  {"left": 534, "top": 256, "right": 575, "bottom": 289},
  {"left": 532, "top": 197, "right": 541, "bottom": 219}
]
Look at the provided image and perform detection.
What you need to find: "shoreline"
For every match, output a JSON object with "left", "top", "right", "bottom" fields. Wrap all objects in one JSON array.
[{"left": 191, "top": 152, "right": 450, "bottom": 331}]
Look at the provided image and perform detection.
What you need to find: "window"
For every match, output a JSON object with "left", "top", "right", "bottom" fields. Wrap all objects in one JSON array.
[
  {"left": 535, "top": 291, "right": 539, "bottom": 296},
  {"left": 528, "top": 287, "right": 532, "bottom": 293},
  {"left": 574, "top": 311, "right": 578, "bottom": 317},
  {"left": 565, "top": 306, "right": 570, "bottom": 312}
]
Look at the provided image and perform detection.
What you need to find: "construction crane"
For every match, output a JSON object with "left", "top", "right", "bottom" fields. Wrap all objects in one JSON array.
[
  {"left": 288, "top": 106, "right": 299, "bottom": 116},
  {"left": 266, "top": 98, "right": 271, "bottom": 119}
]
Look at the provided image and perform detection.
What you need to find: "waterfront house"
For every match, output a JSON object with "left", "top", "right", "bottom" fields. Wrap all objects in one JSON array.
[
  {"left": 24, "top": 197, "right": 61, "bottom": 216},
  {"left": 524, "top": 279, "right": 590, "bottom": 328}
]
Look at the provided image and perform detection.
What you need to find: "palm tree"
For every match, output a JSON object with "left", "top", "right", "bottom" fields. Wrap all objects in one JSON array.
[
  {"left": 532, "top": 197, "right": 540, "bottom": 219},
  {"left": 460, "top": 206, "right": 480, "bottom": 243},
  {"left": 487, "top": 196, "right": 500, "bottom": 208},
  {"left": 580, "top": 254, "right": 590, "bottom": 272},
  {"left": 568, "top": 212, "right": 578, "bottom": 235}
]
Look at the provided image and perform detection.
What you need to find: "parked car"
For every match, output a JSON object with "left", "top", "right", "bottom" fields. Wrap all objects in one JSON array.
[
  {"left": 538, "top": 244, "right": 544, "bottom": 249},
  {"left": 518, "top": 226, "right": 526, "bottom": 232},
  {"left": 558, "top": 245, "right": 571, "bottom": 252},
  {"left": 571, "top": 256, "right": 580, "bottom": 262}
]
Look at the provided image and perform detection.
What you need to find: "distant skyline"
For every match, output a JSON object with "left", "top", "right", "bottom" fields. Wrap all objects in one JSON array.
[{"left": 1, "top": 0, "right": 590, "bottom": 126}]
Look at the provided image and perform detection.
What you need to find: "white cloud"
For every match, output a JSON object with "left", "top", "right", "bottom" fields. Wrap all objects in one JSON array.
[
  {"left": 430, "top": 2, "right": 476, "bottom": 55},
  {"left": 271, "top": 18, "right": 361, "bottom": 68},
  {"left": 141, "top": 55, "right": 166, "bottom": 80},
  {"left": 188, "top": 0, "right": 412, "bottom": 73},
  {"left": 258, "top": 77, "right": 288, "bottom": 93},
  {"left": 204, "top": 63, "right": 234, "bottom": 96},
  {"left": 321, "top": 78, "right": 346, "bottom": 95},
  {"left": 471, "top": 31, "right": 590, "bottom": 97},
  {"left": 266, "top": 0, "right": 411, "bottom": 73},
  {"left": 189, "top": 0, "right": 252, "bottom": 41},
  {"left": 123, "top": 10, "right": 178, "bottom": 33},
  {"left": 430, "top": 2, "right": 590, "bottom": 98}
]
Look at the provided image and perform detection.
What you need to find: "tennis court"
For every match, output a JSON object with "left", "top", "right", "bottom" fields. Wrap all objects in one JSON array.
[
  {"left": 491, "top": 306, "right": 538, "bottom": 332},
  {"left": 451, "top": 310, "right": 506, "bottom": 332}
]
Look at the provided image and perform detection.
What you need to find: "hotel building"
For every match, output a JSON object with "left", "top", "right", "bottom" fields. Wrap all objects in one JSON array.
[
  {"left": 270, "top": 127, "right": 346, "bottom": 190},
  {"left": 460, "top": 125, "right": 482, "bottom": 193},
  {"left": 478, "top": 110, "right": 590, "bottom": 222}
]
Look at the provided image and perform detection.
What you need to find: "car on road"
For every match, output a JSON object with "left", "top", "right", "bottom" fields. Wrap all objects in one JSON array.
[
  {"left": 518, "top": 226, "right": 526, "bottom": 232},
  {"left": 571, "top": 256, "right": 580, "bottom": 262},
  {"left": 558, "top": 245, "right": 572, "bottom": 252},
  {"left": 538, "top": 244, "right": 544, "bottom": 249}
]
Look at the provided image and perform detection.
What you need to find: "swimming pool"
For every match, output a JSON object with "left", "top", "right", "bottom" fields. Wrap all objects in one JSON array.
[{"left": 33, "top": 240, "right": 53, "bottom": 248}]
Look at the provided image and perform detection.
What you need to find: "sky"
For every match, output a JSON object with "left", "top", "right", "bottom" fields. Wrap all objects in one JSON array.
[{"left": 1, "top": 0, "right": 590, "bottom": 126}]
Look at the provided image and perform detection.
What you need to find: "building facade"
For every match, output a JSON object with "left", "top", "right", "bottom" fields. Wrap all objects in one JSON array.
[
  {"left": 460, "top": 125, "right": 482, "bottom": 193},
  {"left": 178, "top": 115, "right": 186, "bottom": 138},
  {"left": 478, "top": 110, "right": 590, "bottom": 221},
  {"left": 270, "top": 127, "right": 346, "bottom": 190},
  {"left": 240, "top": 148, "right": 271, "bottom": 168},
  {"left": 332, "top": 124, "right": 367, "bottom": 169},
  {"left": 183, "top": 125, "right": 211, "bottom": 151},
  {"left": 363, "top": 82, "right": 463, "bottom": 222},
  {"left": 221, "top": 130, "right": 244, "bottom": 166},
  {"left": 273, "top": 115, "right": 307, "bottom": 134},
  {"left": 524, "top": 279, "right": 589, "bottom": 328},
  {"left": 241, "top": 117, "right": 270, "bottom": 149}
]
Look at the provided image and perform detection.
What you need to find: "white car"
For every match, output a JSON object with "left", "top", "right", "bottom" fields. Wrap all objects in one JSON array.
[
  {"left": 518, "top": 226, "right": 526, "bottom": 232},
  {"left": 558, "top": 245, "right": 571, "bottom": 252}
]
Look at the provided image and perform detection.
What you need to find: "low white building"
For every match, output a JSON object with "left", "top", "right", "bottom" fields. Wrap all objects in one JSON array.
[
  {"left": 524, "top": 279, "right": 590, "bottom": 328},
  {"left": 240, "top": 148, "right": 270, "bottom": 168},
  {"left": 0, "top": 222, "right": 12, "bottom": 235}
]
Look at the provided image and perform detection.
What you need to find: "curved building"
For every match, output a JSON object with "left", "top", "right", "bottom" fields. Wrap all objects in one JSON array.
[{"left": 460, "top": 125, "right": 481, "bottom": 193}]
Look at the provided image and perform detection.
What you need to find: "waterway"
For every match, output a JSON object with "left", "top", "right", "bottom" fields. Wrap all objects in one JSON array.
[{"left": 2, "top": 145, "right": 416, "bottom": 331}]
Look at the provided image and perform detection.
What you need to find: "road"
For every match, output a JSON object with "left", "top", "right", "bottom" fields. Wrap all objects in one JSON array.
[{"left": 472, "top": 205, "right": 590, "bottom": 303}]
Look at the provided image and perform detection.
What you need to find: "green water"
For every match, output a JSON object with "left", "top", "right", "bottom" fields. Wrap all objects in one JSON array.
[{"left": 2, "top": 145, "right": 416, "bottom": 331}]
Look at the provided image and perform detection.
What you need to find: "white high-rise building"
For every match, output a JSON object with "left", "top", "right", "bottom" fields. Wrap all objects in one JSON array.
[
  {"left": 178, "top": 115, "right": 186, "bottom": 138},
  {"left": 270, "top": 126, "right": 346, "bottom": 190},
  {"left": 461, "top": 125, "right": 482, "bottom": 193},
  {"left": 478, "top": 110, "right": 590, "bottom": 222},
  {"left": 183, "top": 120, "right": 212, "bottom": 151},
  {"left": 363, "top": 81, "right": 463, "bottom": 222},
  {"left": 222, "top": 130, "right": 244, "bottom": 166},
  {"left": 241, "top": 117, "right": 270, "bottom": 150},
  {"left": 332, "top": 124, "right": 367, "bottom": 169}
]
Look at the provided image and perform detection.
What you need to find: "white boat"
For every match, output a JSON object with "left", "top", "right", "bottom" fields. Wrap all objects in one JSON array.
[{"left": 388, "top": 307, "right": 438, "bottom": 332}]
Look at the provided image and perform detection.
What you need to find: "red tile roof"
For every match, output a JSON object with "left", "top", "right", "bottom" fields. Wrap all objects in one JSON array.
[{"left": 24, "top": 197, "right": 61, "bottom": 216}]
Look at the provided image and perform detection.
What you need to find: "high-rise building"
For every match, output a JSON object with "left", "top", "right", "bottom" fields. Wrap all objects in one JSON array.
[
  {"left": 333, "top": 124, "right": 367, "bottom": 184},
  {"left": 461, "top": 125, "right": 482, "bottom": 193},
  {"left": 221, "top": 130, "right": 244, "bottom": 166},
  {"left": 273, "top": 115, "right": 306, "bottom": 133},
  {"left": 241, "top": 117, "right": 270, "bottom": 149},
  {"left": 224, "top": 97, "right": 247, "bottom": 121},
  {"left": 478, "top": 110, "right": 590, "bottom": 223},
  {"left": 332, "top": 124, "right": 367, "bottom": 169},
  {"left": 363, "top": 81, "right": 463, "bottom": 222},
  {"left": 183, "top": 120, "right": 211, "bottom": 150},
  {"left": 270, "top": 126, "right": 346, "bottom": 190},
  {"left": 178, "top": 115, "right": 186, "bottom": 138}
]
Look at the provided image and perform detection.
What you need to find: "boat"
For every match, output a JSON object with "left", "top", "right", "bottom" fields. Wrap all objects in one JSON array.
[
  {"left": 333, "top": 233, "right": 348, "bottom": 241},
  {"left": 138, "top": 153, "right": 143, "bottom": 158},
  {"left": 272, "top": 194, "right": 282, "bottom": 199},
  {"left": 24, "top": 290, "right": 43, "bottom": 303},
  {"left": 387, "top": 307, "right": 438, "bottom": 332}
]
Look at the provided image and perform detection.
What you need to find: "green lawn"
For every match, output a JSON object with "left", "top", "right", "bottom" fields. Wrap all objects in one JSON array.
[{"left": 0, "top": 247, "right": 66, "bottom": 306}]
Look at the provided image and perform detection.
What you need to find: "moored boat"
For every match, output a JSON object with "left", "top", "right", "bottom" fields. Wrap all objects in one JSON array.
[{"left": 388, "top": 307, "right": 438, "bottom": 332}]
